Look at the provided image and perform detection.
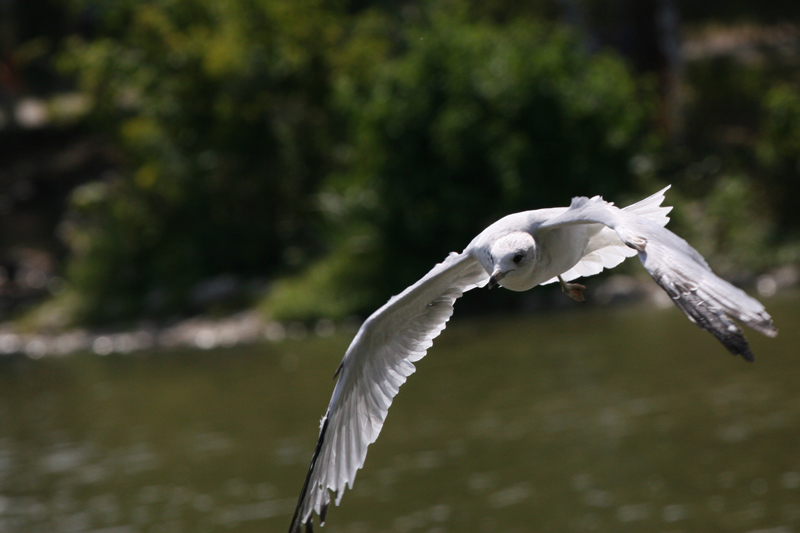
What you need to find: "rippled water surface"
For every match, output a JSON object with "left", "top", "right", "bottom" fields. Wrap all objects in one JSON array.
[{"left": 1, "top": 293, "right": 799, "bottom": 533}]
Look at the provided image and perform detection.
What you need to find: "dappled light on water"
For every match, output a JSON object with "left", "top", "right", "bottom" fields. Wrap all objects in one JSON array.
[{"left": 0, "top": 294, "right": 798, "bottom": 532}]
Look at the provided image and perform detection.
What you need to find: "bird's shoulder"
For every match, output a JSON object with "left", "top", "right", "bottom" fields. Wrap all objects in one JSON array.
[{"left": 466, "top": 207, "right": 570, "bottom": 250}]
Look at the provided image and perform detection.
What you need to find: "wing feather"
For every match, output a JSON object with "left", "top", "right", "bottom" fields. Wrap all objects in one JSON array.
[
  {"left": 538, "top": 194, "right": 777, "bottom": 360},
  {"left": 541, "top": 186, "right": 672, "bottom": 284},
  {"left": 289, "top": 252, "right": 489, "bottom": 532},
  {"left": 622, "top": 185, "right": 673, "bottom": 226}
]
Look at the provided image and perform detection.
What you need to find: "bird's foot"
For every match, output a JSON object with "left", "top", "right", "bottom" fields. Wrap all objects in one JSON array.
[{"left": 558, "top": 276, "right": 586, "bottom": 303}]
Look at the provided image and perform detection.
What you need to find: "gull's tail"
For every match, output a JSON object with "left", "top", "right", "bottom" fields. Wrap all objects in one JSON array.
[{"left": 622, "top": 185, "right": 672, "bottom": 226}]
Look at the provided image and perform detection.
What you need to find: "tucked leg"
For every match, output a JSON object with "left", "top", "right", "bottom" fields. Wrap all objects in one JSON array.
[{"left": 558, "top": 275, "right": 586, "bottom": 303}]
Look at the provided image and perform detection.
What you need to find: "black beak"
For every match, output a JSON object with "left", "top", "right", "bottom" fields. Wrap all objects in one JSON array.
[{"left": 487, "top": 269, "right": 504, "bottom": 290}]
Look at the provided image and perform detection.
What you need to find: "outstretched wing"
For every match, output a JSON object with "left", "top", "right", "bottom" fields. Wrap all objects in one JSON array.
[
  {"left": 541, "top": 186, "right": 673, "bottom": 285},
  {"left": 538, "top": 195, "right": 777, "bottom": 361},
  {"left": 289, "top": 252, "right": 489, "bottom": 532}
]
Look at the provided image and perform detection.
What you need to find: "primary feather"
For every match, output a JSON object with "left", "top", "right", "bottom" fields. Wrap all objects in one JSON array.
[{"left": 289, "top": 252, "right": 488, "bottom": 532}]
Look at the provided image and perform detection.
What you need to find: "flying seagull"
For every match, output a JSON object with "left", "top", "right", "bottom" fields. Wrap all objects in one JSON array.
[{"left": 288, "top": 186, "right": 777, "bottom": 532}]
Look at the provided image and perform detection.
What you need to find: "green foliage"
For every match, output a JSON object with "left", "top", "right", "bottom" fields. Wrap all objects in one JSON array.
[
  {"left": 58, "top": 0, "right": 345, "bottom": 322},
  {"left": 652, "top": 43, "right": 800, "bottom": 271},
  {"left": 52, "top": 0, "right": 659, "bottom": 324},
  {"left": 668, "top": 175, "right": 775, "bottom": 273},
  {"left": 262, "top": 237, "right": 380, "bottom": 321},
  {"left": 757, "top": 82, "right": 800, "bottom": 235},
  {"left": 37, "top": 0, "right": 800, "bottom": 327},
  {"left": 265, "top": 15, "right": 658, "bottom": 319}
]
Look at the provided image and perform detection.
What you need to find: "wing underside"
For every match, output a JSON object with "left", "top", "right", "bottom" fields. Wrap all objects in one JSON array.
[
  {"left": 541, "top": 186, "right": 672, "bottom": 285},
  {"left": 289, "top": 252, "right": 488, "bottom": 532},
  {"left": 538, "top": 194, "right": 777, "bottom": 360}
]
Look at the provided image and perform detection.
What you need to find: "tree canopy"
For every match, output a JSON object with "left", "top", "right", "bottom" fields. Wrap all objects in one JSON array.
[{"left": 21, "top": 0, "right": 797, "bottom": 326}]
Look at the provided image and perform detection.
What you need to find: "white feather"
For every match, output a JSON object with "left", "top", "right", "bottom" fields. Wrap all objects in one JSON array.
[
  {"left": 290, "top": 252, "right": 488, "bottom": 528},
  {"left": 540, "top": 186, "right": 672, "bottom": 285}
]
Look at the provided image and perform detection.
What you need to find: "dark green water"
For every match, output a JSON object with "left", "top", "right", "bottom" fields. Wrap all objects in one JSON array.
[{"left": 1, "top": 293, "right": 798, "bottom": 533}]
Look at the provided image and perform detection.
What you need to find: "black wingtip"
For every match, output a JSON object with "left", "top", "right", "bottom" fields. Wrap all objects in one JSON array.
[
  {"left": 288, "top": 414, "right": 331, "bottom": 533},
  {"left": 740, "top": 345, "right": 756, "bottom": 362},
  {"left": 649, "top": 272, "right": 765, "bottom": 363},
  {"left": 333, "top": 361, "right": 344, "bottom": 380}
]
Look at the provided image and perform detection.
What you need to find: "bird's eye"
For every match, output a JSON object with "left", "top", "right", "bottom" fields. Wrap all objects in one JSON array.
[{"left": 513, "top": 253, "right": 524, "bottom": 264}]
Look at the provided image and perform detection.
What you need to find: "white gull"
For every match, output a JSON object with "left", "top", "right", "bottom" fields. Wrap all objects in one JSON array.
[{"left": 288, "top": 186, "right": 777, "bottom": 532}]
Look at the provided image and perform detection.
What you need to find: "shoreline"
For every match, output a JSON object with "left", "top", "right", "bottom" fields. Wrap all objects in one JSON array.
[{"left": 1, "top": 268, "right": 793, "bottom": 359}]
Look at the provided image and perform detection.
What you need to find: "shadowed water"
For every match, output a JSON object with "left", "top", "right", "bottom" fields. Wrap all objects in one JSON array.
[{"left": 1, "top": 293, "right": 799, "bottom": 533}]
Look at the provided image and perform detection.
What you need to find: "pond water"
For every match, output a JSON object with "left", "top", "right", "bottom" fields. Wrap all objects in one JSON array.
[{"left": 1, "top": 292, "right": 799, "bottom": 533}]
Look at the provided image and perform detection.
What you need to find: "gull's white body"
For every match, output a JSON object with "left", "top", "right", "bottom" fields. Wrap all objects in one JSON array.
[{"left": 289, "top": 187, "right": 776, "bottom": 532}]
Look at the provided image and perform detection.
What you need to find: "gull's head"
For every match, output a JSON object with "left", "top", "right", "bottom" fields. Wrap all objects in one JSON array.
[{"left": 487, "top": 231, "right": 537, "bottom": 291}]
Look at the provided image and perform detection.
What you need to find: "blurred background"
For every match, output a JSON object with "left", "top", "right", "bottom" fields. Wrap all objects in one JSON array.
[{"left": 1, "top": 0, "right": 800, "bottom": 532}]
